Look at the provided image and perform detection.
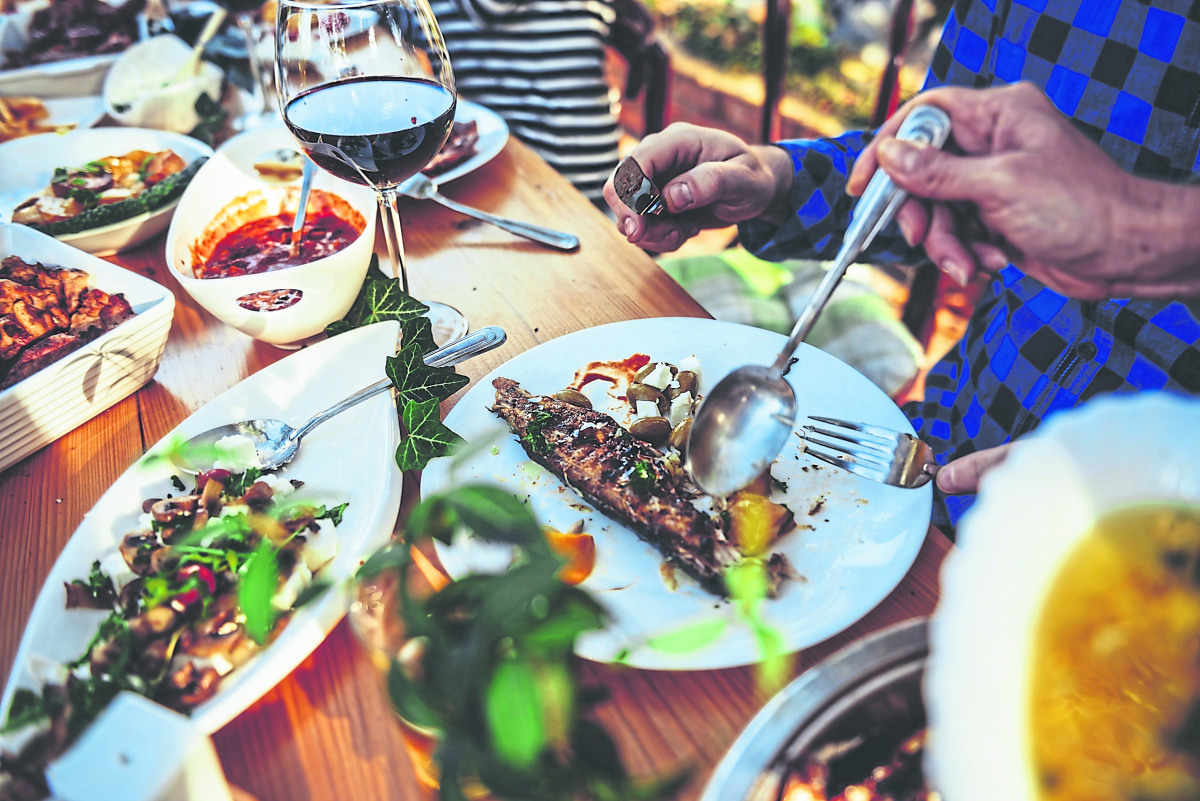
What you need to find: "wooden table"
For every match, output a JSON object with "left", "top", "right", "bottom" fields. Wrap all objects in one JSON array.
[{"left": 0, "top": 136, "right": 951, "bottom": 800}]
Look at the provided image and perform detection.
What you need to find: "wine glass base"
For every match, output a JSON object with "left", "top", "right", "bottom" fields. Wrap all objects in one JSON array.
[{"left": 423, "top": 301, "right": 468, "bottom": 347}]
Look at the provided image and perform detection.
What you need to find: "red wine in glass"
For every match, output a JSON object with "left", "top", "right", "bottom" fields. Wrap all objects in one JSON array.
[{"left": 284, "top": 76, "right": 456, "bottom": 188}]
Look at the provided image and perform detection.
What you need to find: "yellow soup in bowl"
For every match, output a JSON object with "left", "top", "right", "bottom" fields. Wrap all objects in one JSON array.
[{"left": 1031, "top": 503, "right": 1200, "bottom": 801}]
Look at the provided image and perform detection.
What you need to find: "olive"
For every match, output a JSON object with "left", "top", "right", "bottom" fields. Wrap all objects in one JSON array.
[
  {"left": 627, "top": 382, "right": 664, "bottom": 412},
  {"left": 554, "top": 388, "right": 592, "bottom": 409},
  {"left": 673, "top": 370, "right": 699, "bottom": 399},
  {"left": 630, "top": 416, "right": 671, "bottom": 444},
  {"left": 668, "top": 418, "right": 692, "bottom": 454}
]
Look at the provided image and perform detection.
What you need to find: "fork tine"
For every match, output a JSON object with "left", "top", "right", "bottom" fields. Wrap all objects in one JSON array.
[
  {"left": 807, "top": 415, "right": 908, "bottom": 442},
  {"left": 804, "top": 444, "right": 895, "bottom": 484},
  {"left": 804, "top": 424, "right": 895, "bottom": 454},
  {"left": 802, "top": 431, "right": 893, "bottom": 470}
]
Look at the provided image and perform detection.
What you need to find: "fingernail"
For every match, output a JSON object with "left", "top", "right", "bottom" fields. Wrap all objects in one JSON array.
[
  {"left": 666, "top": 182, "right": 693, "bottom": 211},
  {"left": 897, "top": 215, "right": 916, "bottom": 245},
  {"left": 942, "top": 258, "right": 966, "bottom": 286},
  {"left": 879, "top": 139, "right": 923, "bottom": 174},
  {"left": 622, "top": 217, "right": 636, "bottom": 237}
]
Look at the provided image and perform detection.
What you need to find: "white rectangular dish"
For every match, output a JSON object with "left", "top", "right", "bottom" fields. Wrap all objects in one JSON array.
[{"left": 0, "top": 223, "right": 175, "bottom": 471}]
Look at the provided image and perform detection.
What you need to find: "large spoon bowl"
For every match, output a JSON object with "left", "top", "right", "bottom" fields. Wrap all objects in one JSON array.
[{"left": 686, "top": 364, "right": 797, "bottom": 497}]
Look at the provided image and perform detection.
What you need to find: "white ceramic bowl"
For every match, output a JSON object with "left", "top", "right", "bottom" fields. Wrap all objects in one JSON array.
[
  {"left": 0, "top": 223, "right": 175, "bottom": 472},
  {"left": 926, "top": 392, "right": 1200, "bottom": 801},
  {"left": 0, "top": 0, "right": 119, "bottom": 97},
  {"left": 103, "top": 34, "right": 225, "bottom": 134},
  {"left": 0, "top": 127, "right": 213, "bottom": 255},
  {"left": 164, "top": 143, "right": 377, "bottom": 347}
]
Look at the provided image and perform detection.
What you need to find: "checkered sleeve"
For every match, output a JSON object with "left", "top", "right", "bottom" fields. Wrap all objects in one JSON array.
[{"left": 739, "top": 1, "right": 991, "bottom": 266}]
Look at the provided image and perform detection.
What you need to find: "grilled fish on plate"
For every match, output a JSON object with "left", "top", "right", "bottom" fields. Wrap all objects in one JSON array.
[{"left": 491, "top": 376, "right": 789, "bottom": 597}]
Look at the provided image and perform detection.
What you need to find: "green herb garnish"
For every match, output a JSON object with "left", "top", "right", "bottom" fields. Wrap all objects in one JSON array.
[
  {"left": 628, "top": 459, "right": 655, "bottom": 495},
  {"left": 67, "top": 560, "right": 118, "bottom": 608},
  {"left": 521, "top": 410, "right": 554, "bottom": 455}
]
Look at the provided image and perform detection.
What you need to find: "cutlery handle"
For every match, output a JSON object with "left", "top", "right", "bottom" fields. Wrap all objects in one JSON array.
[
  {"left": 289, "top": 327, "right": 508, "bottom": 442},
  {"left": 430, "top": 193, "right": 580, "bottom": 251}
]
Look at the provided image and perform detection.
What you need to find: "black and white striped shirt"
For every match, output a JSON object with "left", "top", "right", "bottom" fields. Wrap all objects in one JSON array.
[{"left": 430, "top": 0, "right": 622, "bottom": 204}]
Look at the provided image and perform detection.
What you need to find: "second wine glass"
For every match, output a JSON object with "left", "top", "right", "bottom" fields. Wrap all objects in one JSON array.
[{"left": 275, "top": 0, "right": 468, "bottom": 344}]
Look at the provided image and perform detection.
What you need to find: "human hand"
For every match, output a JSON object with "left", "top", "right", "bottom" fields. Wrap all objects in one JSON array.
[
  {"left": 935, "top": 443, "right": 1013, "bottom": 495},
  {"left": 848, "top": 82, "right": 1200, "bottom": 299},
  {"left": 603, "top": 123, "right": 794, "bottom": 253}
]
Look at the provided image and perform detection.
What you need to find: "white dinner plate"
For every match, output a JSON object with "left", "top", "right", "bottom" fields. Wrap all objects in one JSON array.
[
  {"left": 0, "top": 321, "right": 405, "bottom": 735},
  {"left": 430, "top": 97, "right": 509, "bottom": 184},
  {"left": 423, "top": 318, "right": 931, "bottom": 670},
  {"left": 40, "top": 95, "right": 108, "bottom": 132},
  {"left": 0, "top": 0, "right": 125, "bottom": 97},
  {"left": 216, "top": 98, "right": 509, "bottom": 188},
  {"left": 0, "top": 127, "right": 213, "bottom": 255}
]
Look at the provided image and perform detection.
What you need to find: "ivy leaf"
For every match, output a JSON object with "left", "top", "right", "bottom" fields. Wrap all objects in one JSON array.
[
  {"left": 325, "top": 255, "right": 429, "bottom": 335},
  {"left": 239, "top": 542, "right": 279, "bottom": 645},
  {"left": 400, "top": 314, "right": 437, "bottom": 356},
  {"left": 571, "top": 718, "right": 625, "bottom": 781},
  {"left": 396, "top": 399, "right": 462, "bottom": 471},
  {"left": 485, "top": 658, "right": 546, "bottom": 769},
  {"left": 292, "top": 578, "right": 334, "bottom": 610},
  {"left": 357, "top": 541, "right": 412, "bottom": 580},
  {"left": 386, "top": 343, "right": 469, "bottom": 407},
  {"left": 386, "top": 659, "right": 442, "bottom": 730}
]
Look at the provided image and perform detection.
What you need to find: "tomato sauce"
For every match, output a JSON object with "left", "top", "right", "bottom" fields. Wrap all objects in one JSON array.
[{"left": 199, "top": 210, "right": 360, "bottom": 279}]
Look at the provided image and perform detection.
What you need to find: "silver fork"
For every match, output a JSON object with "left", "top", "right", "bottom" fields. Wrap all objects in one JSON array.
[{"left": 801, "top": 415, "right": 940, "bottom": 489}]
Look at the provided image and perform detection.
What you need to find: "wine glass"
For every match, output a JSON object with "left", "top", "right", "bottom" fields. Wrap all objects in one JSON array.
[
  {"left": 216, "top": 0, "right": 275, "bottom": 130},
  {"left": 274, "top": 0, "right": 468, "bottom": 344}
]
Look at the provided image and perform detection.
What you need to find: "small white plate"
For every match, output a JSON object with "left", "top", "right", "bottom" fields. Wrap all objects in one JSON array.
[
  {"left": 424, "top": 318, "right": 931, "bottom": 670},
  {"left": 0, "top": 127, "right": 213, "bottom": 255},
  {"left": 41, "top": 95, "right": 108, "bottom": 132},
  {"left": 0, "top": 321, "right": 405, "bottom": 735},
  {"left": 0, "top": 0, "right": 125, "bottom": 97},
  {"left": 927, "top": 392, "right": 1200, "bottom": 801},
  {"left": 218, "top": 98, "right": 509, "bottom": 187},
  {"left": 430, "top": 98, "right": 509, "bottom": 185},
  {"left": 0, "top": 223, "right": 174, "bottom": 472}
]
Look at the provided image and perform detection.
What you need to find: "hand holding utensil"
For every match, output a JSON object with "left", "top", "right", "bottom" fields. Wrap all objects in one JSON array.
[
  {"left": 686, "top": 106, "right": 952, "bottom": 497},
  {"left": 802, "top": 416, "right": 939, "bottom": 489},
  {"left": 399, "top": 173, "right": 579, "bottom": 251},
  {"left": 180, "top": 326, "right": 506, "bottom": 472}
]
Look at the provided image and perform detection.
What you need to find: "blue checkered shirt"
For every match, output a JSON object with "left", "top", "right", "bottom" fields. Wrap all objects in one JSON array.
[{"left": 741, "top": 0, "right": 1200, "bottom": 537}]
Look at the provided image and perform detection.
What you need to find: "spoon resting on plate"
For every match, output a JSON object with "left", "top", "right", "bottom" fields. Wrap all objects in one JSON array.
[
  {"left": 180, "top": 325, "right": 506, "bottom": 473},
  {"left": 686, "top": 106, "right": 952, "bottom": 497}
]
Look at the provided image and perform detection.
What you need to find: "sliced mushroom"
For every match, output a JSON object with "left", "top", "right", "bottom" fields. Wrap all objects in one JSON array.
[
  {"left": 176, "top": 666, "right": 220, "bottom": 709},
  {"left": 129, "top": 605, "right": 180, "bottom": 642},
  {"left": 150, "top": 495, "right": 200, "bottom": 524},
  {"left": 119, "top": 532, "right": 160, "bottom": 576}
]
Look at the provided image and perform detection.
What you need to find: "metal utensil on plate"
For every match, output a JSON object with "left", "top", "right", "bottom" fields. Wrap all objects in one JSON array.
[
  {"left": 289, "top": 157, "right": 317, "bottom": 259},
  {"left": 686, "top": 106, "right": 952, "bottom": 497},
  {"left": 180, "top": 325, "right": 506, "bottom": 472},
  {"left": 802, "top": 415, "right": 938, "bottom": 489},
  {"left": 398, "top": 172, "right": 580, "bottom": 251}
]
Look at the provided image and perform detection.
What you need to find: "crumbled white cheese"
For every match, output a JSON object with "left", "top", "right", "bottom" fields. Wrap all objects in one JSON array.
[
  {"left": 302, "top": 520, "right": 338, "bottom": 573},
  {"left": 635, "top": 400, "right": 660, "bottom": 419},
  {"left": 669, "top": 392, "right": 694, "bottom": 427},
  {"left": 254, "top": 472, "right": 294, "bottom": 498},
  {"left": 678, "top": 355, "right": 702, "bottom": 382},
  {"left": 640, "top": 362, "right": 674, "bottom": 390},
  {"left": 218, "top": 505, "right": 246, "bottom": 519},
  {"left": 271, "top": 561, "right": 313, "bottom": 611},
  {"left": 137, "top": 511, "right": 154, "bottom": 531},
  {"left": 212, "top": 434, "right": 262, "bottom": 473}
]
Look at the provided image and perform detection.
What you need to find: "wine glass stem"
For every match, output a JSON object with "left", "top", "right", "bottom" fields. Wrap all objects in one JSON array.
[
  {"left": 378, "top": 187, "right": 410, "bottom": 295},
  {"left": 237, "top": 13, "right": 269, "bottom": 117}
]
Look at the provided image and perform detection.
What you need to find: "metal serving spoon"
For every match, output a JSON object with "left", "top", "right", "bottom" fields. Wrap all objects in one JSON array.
[
  {"left": 398, "top": 173, "right": 580, "bottom": 251},
  {"left": 288, "top": 157, "right": 317, "bottom": 259},
  {"left": 180, "top": 325, "right": 506, "bottom": 472},
  {"left": 686, "top": 106, "right": 952, "bottom": 497}
]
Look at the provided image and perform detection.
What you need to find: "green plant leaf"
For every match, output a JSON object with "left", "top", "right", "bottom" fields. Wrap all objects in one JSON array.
[
  {"left": 292, "top": 578, "right": 334, "bottom": 610},
  {"left": 325, "top": 255, "right": 429, "bottom": 335},
  {"left": 239, "top": 542, "right": 279, "bottom": 645},
  {"left": 401, "top": 314, "right": 438, "bottom": 356},
  {"left": 645, "top": 618, "right": 728, "bottom": 655},
  {"left": 486, "top": 658, "right": 546, "bottom": 769},
  {"left": 396, "top": 399, "right": 462, "bottom": 471},
  {"left": 443, "top": 485, "right": 541, "bottom": 546},
  {"left": 572, "top": 718, "right": 625, "bottom": 781},
  {"left": 523, "top": 594, "right": 608, "bottom": 653},
  {"left": 386, "top": 658, "right": 442, "bottom": 730},
  {"left": 357, "top": 541, "right": 412, "bottom": 579},
  {"left": 386, "top": 342, "right": 470, "bottom": 406}
]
